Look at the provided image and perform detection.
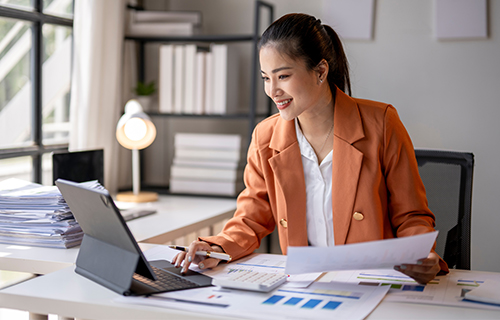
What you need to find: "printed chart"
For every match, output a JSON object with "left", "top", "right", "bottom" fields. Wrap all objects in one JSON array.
[
  {"left": 118, "top": 281, "right": 389, "bottom": 320},
  {"left": 320, "top": 268, "right": 500, "bottom": 310},
  {"left": 261, "top": 286, "right": 364, "bottom": 312}
]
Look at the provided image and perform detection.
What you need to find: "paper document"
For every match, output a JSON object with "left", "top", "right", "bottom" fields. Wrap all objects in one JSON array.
[
  {"left": 464, "top": 279, "right": 500, "bottom": 307},
  {"left": 320, "top": 268, "right": 500, "bottom": 311},
  {"left": 116, "top": 281, "right": 389, "bottom": 320},
  {"left": 286, "top": 231, "right": 438, "bottom": 274}
]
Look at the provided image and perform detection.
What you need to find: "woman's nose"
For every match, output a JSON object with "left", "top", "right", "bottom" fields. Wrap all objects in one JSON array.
[{"left": 268, "top": 81, "right": 281, "bottom": 98}]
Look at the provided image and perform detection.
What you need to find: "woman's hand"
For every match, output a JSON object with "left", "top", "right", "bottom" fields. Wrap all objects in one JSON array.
[
  {"left": 171, "top": 240, "right": 223, "bottom": 274},
  {"left": 394, "top": 251, "right": 441, "bottom": 284}
]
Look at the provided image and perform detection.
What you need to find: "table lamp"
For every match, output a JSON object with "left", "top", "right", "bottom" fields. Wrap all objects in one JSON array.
[{"left": 116, "top": 99, "right": 158, "bottom": 202}]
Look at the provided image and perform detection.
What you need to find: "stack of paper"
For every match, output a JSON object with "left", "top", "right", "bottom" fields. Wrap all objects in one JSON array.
[
  {"left": 0, "top": 178, "right": 100, "bottom": 249},
  {"left": 169, "top": 133, "right": 245, "bottom": 196}
]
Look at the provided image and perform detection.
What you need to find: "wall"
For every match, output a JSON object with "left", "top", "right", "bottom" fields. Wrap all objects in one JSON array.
[
  {"left": 339, "top": 0, "right": 500, "bottom": 273},
  {"left": 144, "top": 0, "right": 500, "bottom": 272}
]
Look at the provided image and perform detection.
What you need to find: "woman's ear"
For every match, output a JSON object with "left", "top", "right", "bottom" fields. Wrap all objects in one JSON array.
[{"left": 316, "top": 59, "right": 329, "bottom": 84}]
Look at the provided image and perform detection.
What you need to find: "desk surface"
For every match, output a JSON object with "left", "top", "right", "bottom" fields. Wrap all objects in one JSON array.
[
  {"left": 0, "top": 195, "right": 236, "bottom": 274},
  {"left": 1, "top": 263, "right": 499, "bottom": 320}
]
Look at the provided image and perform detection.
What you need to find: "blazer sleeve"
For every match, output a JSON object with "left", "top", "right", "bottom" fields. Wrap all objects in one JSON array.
[
  {"left": 383, "top": 106, "right": 449, "bottom": 274},
  {"left": 200, "top": 126, "right": 276, "bottom": 261}
]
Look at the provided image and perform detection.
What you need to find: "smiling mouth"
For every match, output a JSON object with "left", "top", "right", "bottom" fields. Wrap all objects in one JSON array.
[{"left": 275, "top": 98, "right": 292, "bottom": 109}]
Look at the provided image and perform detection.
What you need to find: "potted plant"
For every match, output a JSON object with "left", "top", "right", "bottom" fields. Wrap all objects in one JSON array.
[{"left": 133, "top": 80, "right": 156, "bottom": 112}]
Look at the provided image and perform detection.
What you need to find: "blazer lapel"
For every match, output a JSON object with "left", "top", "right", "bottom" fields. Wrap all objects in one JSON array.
[
  {"left": 266, "top": 88, "right": 365, "bottom": 247},
  {"left": 332, "top": 89, "right": 365, "bottom": 245},
  {"left": 268, "top": 118, "right": 308, "bottom": 247}
]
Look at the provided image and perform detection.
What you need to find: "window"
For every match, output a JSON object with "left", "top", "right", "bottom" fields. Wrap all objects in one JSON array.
[{"left": 0, "top": 0, "right": 73, "bottom": 185}]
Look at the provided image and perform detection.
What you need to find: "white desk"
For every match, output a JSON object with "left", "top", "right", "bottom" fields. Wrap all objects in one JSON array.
[
  {"left": 0, "top": 265, "right": 234, "bottom": 320},
  {"left": 0, "top": 195, "right": 236, "bottom": 274},
  {"left": 0, "top": 244, "right": 79, "bottom": 275},
  {"left": 125, "top": 195, "right": 235, "bottom": 245},
  {"left": 1, "top": 263, "right": 500, "bottom": 320}
]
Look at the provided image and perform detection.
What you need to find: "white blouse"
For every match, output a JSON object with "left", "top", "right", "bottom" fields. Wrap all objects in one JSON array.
[{"left": 295, "top": 118, "right": 334, "bottom": 247}]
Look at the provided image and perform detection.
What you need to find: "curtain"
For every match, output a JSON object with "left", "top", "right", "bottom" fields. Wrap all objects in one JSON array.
[{"left": 69, "top": 0, "right": 129, "bottom": 194}]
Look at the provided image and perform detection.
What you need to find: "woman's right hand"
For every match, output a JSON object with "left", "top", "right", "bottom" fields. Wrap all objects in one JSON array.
[{"left": 171, "top": 240, "right": 223, "bottom": 274}]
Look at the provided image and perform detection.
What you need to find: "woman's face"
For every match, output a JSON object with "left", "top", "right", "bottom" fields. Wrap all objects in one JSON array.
[{"left": 260, "top": 45, "right": 323, "bottom": 121}]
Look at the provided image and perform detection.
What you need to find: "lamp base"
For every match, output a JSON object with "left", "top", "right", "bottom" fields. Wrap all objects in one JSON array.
[{"left": 116, "top": 191, "right": 158, "bottom": 203}]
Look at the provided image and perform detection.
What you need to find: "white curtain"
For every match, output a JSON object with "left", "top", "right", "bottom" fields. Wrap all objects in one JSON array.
[{"left": 69, "top": 0, "right": 129, "bottom": 194}]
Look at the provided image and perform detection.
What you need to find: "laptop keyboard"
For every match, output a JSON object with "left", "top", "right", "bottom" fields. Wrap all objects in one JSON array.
[{"left": 133, "top": 266, "right": 200, "bottom": 291}]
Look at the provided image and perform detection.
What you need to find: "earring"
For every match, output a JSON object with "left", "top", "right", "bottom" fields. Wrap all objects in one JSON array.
[{"left": 319, "top": 78, "right": 323, "bottom": 83}]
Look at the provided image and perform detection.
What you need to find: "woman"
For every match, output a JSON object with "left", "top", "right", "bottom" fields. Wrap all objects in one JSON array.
[{"left": 173, "top": 13, "right": 448, "bottom": 284}]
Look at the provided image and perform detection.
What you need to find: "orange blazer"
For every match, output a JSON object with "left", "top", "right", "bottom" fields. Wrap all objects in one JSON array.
[{"left": 201, "top": 88, "right": 448, "bottom": 273}]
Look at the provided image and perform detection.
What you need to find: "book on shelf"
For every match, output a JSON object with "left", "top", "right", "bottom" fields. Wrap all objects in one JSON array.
[
  {"left": 159, "top": 44, "right": 209, "bottom": 114},
  {"left": 183, "top": 44, "right": 197, "bottom": 114},
  {"left": 175, "top": 148, "right": 241, "bottom": 162},
  {"left": 175, "top": 132, "right": 242, "bottom": 150},
  {"left": 170, "top": 179, "right": 244, "bottom": 196},
  {"left": 126, "top": 8, "right": 201, "bottom": 37},
  {"left": 211, "top": 44, "right": 239, "bottom": 115},
  {"left": 126, "top": 22, "right": 197, "bottom": 37},
  {"left": 194, "top": 51, "right": 206, "bottom": 114},
  {"left": 159, "top": 44, "right": 174, "bottom": 113},
  {"left": 173, "top": 158, "right": 241, "bottom": 170},
  {"left": 171, "top": 166, "right": 243, "bottom": 181},
  {"left": 130, "top": 10, "right": 202, "bottom": 25},
  {"left": 170, "top": 133, "right": 245, "bottom": 196},
  {"left": 204, "top": 51, "right": 215, "bottom": 114},
  {"left": 174, "top": 45, "right": 185, "bottom": 113},
  {"left": 157, "top": 43, "right": 238, "bottom": 115}
]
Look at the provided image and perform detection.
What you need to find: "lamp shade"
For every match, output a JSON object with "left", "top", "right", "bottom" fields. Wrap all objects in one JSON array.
[
  {"left": 115, "top": 99, "right": 158, "bottom": 203},
  {"left": 116, "top": 99, "right": 156, "bottom": 150}
]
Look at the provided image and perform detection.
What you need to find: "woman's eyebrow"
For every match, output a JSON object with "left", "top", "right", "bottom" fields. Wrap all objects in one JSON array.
[{"left": 261, "top": 66, "right": 293, "bottom": 75}]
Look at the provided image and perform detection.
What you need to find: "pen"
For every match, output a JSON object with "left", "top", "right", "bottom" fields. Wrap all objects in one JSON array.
[{"left": 168, "top": 245, "right": 232, "bottom": 261}]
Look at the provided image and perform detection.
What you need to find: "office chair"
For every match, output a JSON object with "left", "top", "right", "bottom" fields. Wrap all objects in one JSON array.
[{"left": 414, "top": 149, "right": 474, "bottom": 270}]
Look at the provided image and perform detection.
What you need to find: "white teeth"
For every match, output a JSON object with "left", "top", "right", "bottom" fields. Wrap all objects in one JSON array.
[{"left": 276, "top": 99, "right": 292, "bottom": 106}]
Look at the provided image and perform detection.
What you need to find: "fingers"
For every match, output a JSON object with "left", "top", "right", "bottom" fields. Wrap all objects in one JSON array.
[
  {"left": 394, "top": 252, "right": 441, "bottom": 284},
  {"left": 171, "top": 252, "right": 186, "bottom": 268},
  {"left": 171, "top": 241, "right": 222, "bottom": 274},
  {"left": 197, "top": 257, "right": 221, "bottom": 270}
]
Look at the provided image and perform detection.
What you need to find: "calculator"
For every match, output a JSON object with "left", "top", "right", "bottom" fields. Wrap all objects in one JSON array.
[{"left": 212, "top": 271, "right": 288, "bottom": 292}]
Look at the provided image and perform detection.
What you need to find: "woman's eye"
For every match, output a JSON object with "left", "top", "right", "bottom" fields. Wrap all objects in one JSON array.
[
  {"left": 261, "top": 76, "right": 269, "bottom": 81},
  {"left": 278, "top": 75, "right": 289, "bottom": 80}
]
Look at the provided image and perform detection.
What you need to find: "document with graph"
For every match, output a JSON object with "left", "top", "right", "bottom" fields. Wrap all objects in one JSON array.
[
  {"left": 120, "top": 248, "right": 390, "bottom": 319},
  {"left": 116, "top": 280, "right": 389, "bottom": 320},
  {"left": 285, "top": 231, "right": 438, "bottom": 274},
  {"left": 319, "top": 268, "right": 500, "bottom": 311}
]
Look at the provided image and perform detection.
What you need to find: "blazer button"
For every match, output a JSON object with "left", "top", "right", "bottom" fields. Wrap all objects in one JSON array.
[
  {"left": 353, "top": 212, "right": 364, "bottom": 221},
  {"left": 280, "top": 219, "right": 288, "bottom": 228}
]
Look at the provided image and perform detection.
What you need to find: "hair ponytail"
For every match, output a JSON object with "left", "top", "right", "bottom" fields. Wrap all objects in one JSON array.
[
  {"left": 323, "top": 25, "right": 351, "bottom": 96},
  {"left": 259, "top": 13, "right": 352, "bottom": 97}
]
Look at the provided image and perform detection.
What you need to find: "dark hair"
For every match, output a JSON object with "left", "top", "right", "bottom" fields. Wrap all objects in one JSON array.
[{"left": 259, "top": 13, "right": 351, "bottom": 96}]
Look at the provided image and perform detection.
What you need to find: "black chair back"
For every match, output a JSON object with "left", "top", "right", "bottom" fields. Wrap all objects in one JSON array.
[{"left": 415, "top": 149, "right": 474, "bottom": 270}]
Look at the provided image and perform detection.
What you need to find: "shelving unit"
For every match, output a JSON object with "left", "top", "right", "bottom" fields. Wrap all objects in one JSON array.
[
  {"left": 124, "top": 0, "right": 274, "bottom": 196},
  {"left": 125, "top": 0, "right": 274, "bottom": 142}
]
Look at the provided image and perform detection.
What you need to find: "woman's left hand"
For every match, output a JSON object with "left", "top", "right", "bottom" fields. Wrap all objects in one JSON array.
[{"left": 394, "top": 252, "right": 441, "bottom": 284}]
